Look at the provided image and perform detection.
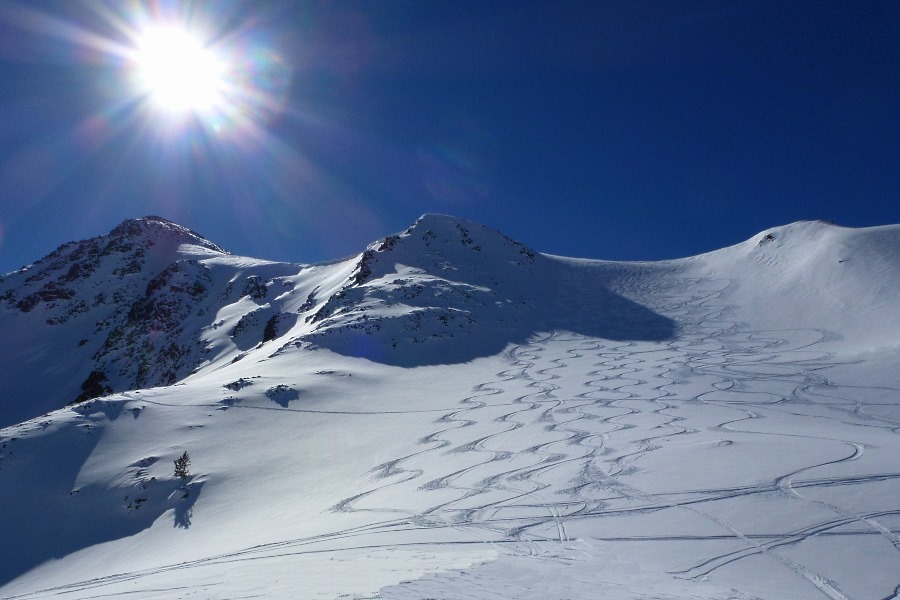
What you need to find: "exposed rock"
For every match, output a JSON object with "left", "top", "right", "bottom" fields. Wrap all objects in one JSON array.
[
  {"left": 242, "top": 275, "right": 267, "bottom": 301},
  {"left": 72, "top": 370, "right": 113, "bottom": 404}
]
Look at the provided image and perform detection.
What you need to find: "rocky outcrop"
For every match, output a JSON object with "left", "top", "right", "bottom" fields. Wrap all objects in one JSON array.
[
  {"left": 91, "top": 259, "right": 214, "bottom": 390},
  {"left": 0, "top": 217, "right": 231, "bottom": 410}
]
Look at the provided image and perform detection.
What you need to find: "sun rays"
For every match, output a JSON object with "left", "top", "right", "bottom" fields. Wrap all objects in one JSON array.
[
  {"left": 3, "top": 1, "right": 295, "bottom": 141},
  {"left": 131, "top": 25, "right": 226, "bottom": 114},
  {"left": 0, "top": 1, "right": 390, "bottom": 265},
  {"left": 119, "top": 8, "right": 291, "bottom": 140}
]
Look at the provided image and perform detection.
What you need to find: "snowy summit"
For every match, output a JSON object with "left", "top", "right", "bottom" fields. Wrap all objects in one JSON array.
[{"left": 1, "top": 215, "right": 899, "bottom": 600}]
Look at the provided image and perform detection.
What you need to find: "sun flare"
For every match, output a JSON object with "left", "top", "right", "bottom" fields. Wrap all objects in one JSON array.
[
  {"left": 13, "top": 2, "right": 293, "bottom": 142},
  {"left": 133, "top": 26, "right": 225, "bottom": 113}
]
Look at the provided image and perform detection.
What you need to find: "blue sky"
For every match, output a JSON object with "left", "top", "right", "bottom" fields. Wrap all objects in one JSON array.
[{"left": 1, "top": 1, "right": 898, "bottom": 274}]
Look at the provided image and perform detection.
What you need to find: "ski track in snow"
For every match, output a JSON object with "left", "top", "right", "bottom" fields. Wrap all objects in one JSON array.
[
  {"left": 332, "top": 272, "right": 900, "bottom": 599},
  {"left": 4, "top": 268, "right": 900, "bottom": 600}
]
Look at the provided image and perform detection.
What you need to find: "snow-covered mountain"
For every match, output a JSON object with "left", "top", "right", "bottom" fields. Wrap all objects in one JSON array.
[
  {"left": 1, "top": 215, "right": 898, "bottom": 600},
  {"left": 0, "top": 214, "right": 675, "bottom": 427}
]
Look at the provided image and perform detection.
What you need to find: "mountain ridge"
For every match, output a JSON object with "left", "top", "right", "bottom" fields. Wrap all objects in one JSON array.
[
  {"left": 1, "top": 214, "right": 899, "bottom": 599},
  {"left": 0, "top": 213, "right": 676, "bottom": 427},
  {"left": 2, "top": 215, "right": 900, "bottom": 429}
]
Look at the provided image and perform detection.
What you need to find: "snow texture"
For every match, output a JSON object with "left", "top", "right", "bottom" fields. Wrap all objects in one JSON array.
[{"left": 1, "top": 215, "right": 899, "bottom": 600}]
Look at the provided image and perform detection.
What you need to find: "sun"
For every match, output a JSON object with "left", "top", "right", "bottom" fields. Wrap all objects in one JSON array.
[
  {"left": 22, "top": 3, "right": 293, "bottom": 139},
  {"left": 133, "top": 26, "right": 226, "bottom": 114}
]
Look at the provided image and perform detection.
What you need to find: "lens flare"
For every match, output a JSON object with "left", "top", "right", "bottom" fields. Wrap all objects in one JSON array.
[
  {"left": 133, "top": 26, "right": 225, "bottom": 113},
  {"left": 72, "top": 3, "right": 295, "bottom": 141},
  {"left": 0, "top": 1, "right": 385, "bottom": 252}
]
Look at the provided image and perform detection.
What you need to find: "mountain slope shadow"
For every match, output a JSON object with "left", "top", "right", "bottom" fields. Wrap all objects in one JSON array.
[
  {"left": 0, "top": 412, "right": 201, "bottom": 586},
  {"left": 300, "top": 216, "right": 675, "bottom": 367}
]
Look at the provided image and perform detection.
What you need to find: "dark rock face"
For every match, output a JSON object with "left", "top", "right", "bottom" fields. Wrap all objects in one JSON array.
[
  {"left": 0, "top": 217, "right": 231, "bottom": 417},
  {"left": 1, "top": 216, "right": 225, "bottom": 319},
  {"left": 93, "top": 260, "right": 215, "bottom": 389},
  {"left": 242, "top": 275, "right": 267, "bottom": 301}
]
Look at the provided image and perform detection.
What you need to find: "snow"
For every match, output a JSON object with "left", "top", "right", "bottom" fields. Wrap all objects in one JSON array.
[{"left": 1, "top": 216, "right": 899, "bottom": 599}]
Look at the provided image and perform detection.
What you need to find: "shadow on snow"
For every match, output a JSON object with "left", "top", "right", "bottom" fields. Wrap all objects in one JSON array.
[{"left": 306, "top": 257, "right": 676, "bottom": 367}]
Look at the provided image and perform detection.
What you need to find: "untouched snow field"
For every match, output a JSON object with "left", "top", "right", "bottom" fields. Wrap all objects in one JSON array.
[{"left": 1, "top": 216, "right": 899, "bottom": 599}]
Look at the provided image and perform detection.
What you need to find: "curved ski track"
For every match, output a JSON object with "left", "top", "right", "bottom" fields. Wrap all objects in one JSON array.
[{"left": 6, "top": 269, "right": 900, "bottom": 600}]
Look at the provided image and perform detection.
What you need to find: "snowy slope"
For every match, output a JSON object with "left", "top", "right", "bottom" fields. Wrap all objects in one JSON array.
[
  {"left": 1, "top": 216, "right": 899, "bottom": 600},
  {"left": 0, "top": 214, "right": 673, "bottom": 427},
  {"left": 685, "top": 220, "right": 900, "bottom": 354}
]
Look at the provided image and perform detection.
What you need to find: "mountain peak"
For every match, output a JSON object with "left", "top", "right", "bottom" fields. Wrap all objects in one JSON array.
[
  {"left": 381, "top": 213, "right": 537, "bottom": 262},
  {"left": 107, "top": 216, "right": 227, "bottom": 255},
  {"left": 400, "top": 213, "right": 501, "bottom": 241},
  {"left": 406, "top": 213, "right": 476, "bottom": 229}
]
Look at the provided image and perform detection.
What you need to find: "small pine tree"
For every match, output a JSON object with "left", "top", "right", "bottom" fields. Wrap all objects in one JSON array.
[{"left": 174, "top": 451, "right": 191, "bottom": 478}]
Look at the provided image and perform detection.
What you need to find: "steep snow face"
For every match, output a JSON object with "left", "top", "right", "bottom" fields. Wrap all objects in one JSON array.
[{"left": 299, "top": 214, "right": 675, "bottom": 365}]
